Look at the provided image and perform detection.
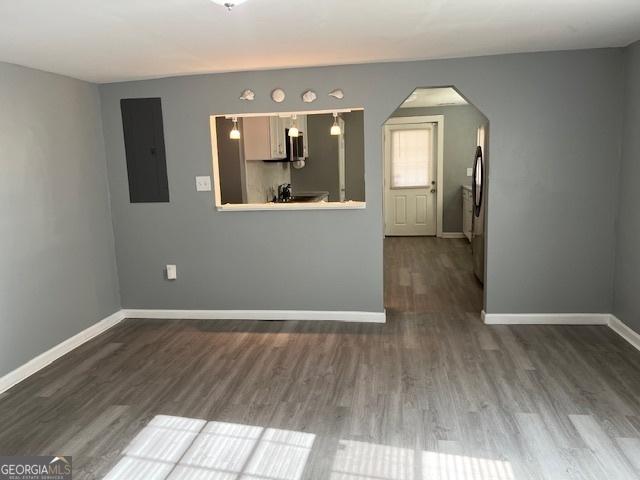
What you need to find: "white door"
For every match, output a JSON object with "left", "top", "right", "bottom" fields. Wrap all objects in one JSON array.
[{"left": 384, "top": 123, "right": 437, "bottom": 236}]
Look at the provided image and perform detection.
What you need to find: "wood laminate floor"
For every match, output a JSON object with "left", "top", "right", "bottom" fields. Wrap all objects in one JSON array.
[
  {"left": 384, "top": 237, "right": 484, "bottom": 314},
  {"left": 1, "top": 237, "right": 640, "bottom": 479}
]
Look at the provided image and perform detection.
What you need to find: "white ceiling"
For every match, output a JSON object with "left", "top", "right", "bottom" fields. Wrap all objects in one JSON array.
[
  {"left": 1, "top": 0, "right": 639, "bottom": 83},
  {"left": 400, "top": 88, "right": 468, "bottom": 108}
]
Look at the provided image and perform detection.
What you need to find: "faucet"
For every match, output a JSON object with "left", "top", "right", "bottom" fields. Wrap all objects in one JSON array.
[{"left": 277, "top": 183, "right": 292, "bottom": 202}]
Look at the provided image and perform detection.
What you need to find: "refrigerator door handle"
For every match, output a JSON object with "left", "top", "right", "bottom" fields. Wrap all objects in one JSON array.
[{"left": 472, "top": 146, "right": 483, "bottom": 217}]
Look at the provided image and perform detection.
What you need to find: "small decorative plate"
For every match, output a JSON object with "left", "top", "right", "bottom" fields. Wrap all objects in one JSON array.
[{"left": 271, "top": 88, "right": 286, "bottom": 103}]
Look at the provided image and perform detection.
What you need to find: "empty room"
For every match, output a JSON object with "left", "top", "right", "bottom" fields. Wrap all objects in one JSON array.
[{"left": 1, "top": 1, "right": 640, "bottom": 479}]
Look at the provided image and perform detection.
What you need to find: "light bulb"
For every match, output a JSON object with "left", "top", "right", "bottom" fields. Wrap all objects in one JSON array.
[
  {"left": 230, "top": 117, "right": 241, "bottom": 139},
  {"left": 330, "top": 113, "right": 341, "bottom": 136},
  {"left": 289, "top": 115, "right": 299, "bottom": 137}
]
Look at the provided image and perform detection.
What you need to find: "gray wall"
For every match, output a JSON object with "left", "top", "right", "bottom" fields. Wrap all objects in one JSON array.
[
  {"left": 392, "top": 105, "right": 487, "bottom": 232},
  {"left": 0, "top": 62, "right": 120, "bottom": 377},
  {"left": 99, "top": 48, "right": 623, "bottom": 314},
  {"left": 613, "top": 40, "right": 640, "bottom": 334}
]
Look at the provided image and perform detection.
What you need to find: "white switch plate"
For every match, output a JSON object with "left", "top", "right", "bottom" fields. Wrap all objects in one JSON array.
[
  {"left": 195, "top": 176, "right": 212, "bottom": 192},
  {"left": 466, "top": 168, "right": 473, "bottom": 177},
  {"left": 166, "top": 264, "right": 177, "bottom": 280}
]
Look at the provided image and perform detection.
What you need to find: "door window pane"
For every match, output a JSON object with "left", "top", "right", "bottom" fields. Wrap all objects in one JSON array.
[{"left": 391, "top": 128, "right": 432, "bottom": 188}]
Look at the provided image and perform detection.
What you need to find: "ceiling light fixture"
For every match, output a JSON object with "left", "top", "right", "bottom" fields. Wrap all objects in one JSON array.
[
  {"left": 288, "top": 115, "right": 299, "bottom": 137},
  {"left": 230, "top": 117, "right": 241, "bottom": 139},
  {"left": 210, "top": 0, "right": 248, "bottom": 11},
  {"left": 330, "top": 112, "right": 341, "bottom": 136}
]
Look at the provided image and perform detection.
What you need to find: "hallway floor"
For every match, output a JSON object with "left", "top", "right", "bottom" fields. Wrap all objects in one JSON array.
[
  {"left": 384, "top": 236, "right": 483, "bottom": 314},
  {"left": 1, "top": 238, "right": 639, "bottom": 479}
]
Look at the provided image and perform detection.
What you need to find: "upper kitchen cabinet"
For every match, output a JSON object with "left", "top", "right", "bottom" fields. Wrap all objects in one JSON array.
[
  {"left": 120, "top": 97, "right": 169, "bottom": 203},
  {"left": 243, "top": 116, "right": 285, "bottom": 160},
  {"left": 242, "top": 115, "right": 308, "bottom": 160}
]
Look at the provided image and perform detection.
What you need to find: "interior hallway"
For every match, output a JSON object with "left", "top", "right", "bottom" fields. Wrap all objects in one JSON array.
[
  {"left": 0, "top": 239, "right": 639, "bottom": 479},
  {"left": 384, "top": 237, "right": 483, "bottom": 314}
]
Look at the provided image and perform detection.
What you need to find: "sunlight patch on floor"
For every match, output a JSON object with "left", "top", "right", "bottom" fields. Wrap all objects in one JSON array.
[
  {"left": 103, "top": 415, "right": 514, "bottom": 480},
  {"left": 103, "top": 415, "right": 315, "bottom": 480},
  {"left": 422, "top": 450, "right": 515, "bottom": 480},
  {"left": 331, "top": 439, "right": 515, "bottom": 480}
]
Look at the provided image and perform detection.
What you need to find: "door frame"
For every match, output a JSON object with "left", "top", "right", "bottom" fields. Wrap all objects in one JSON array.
[{"left": 383, "top": 115, "right": 445, "bottom": 237}]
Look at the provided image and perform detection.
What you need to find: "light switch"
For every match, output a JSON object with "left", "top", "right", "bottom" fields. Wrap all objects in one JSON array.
[
  {"left": 195, "top": 176, "right": 212, "bottom": 192},
  {"left": 466, "top": 168, "right": 473, "bottom": 177},
  {"left": 166, "top": 264, "right": 177, "bottom": 280}
]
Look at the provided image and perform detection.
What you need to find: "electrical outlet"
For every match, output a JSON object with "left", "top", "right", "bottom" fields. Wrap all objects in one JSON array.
[
  {"left": 466, "top": 168, "right": 473, "bottom": 177},
  {"left": 195, "top": 176, "right": 212, "bottom": 192}
]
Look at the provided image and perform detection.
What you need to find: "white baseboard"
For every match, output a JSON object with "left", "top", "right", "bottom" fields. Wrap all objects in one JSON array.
[
  {"left": 0, "top": 309, "right": 126, "bottom": 394},
  {"left": 3, "top": 308, "right": 633, "bottom": 397},
  {"left": 609, "top": 315, "right": 640, "bottom": 352},
  {"left": 122, "top": 309, "right": 387, "bottom": 323},
  {"left": 483, "top": 312, "right": 640, "bottom": 353},
  {"left": 483, "top": 313, "right": 609, "bottom": 325},
  {"left": 439, "top": 232, "right": 466, "bottom": 239},
  {"left": 0, "top": 307, "right": 384, "bottom": 394}
]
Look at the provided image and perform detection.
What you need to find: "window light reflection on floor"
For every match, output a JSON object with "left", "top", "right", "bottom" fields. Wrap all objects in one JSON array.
[
  {"left": 103, "top": 415, "right": 514, "bottom": 480},
  {"left": 103, "top": 415, "right": 315, "bottom": 480},
  {"left": 331, "top": 439, "right": 515, "bottom": 480},
  {"left": 422, "top": 451, "right": 515, "bottom": 480}
]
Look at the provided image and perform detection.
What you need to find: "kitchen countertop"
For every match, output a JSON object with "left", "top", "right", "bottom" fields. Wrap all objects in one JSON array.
[
  {"left": 217, "top": 201, "right": 366, "bottom": 212},
  {"left": 295, "top": 191, "right": 330, "bottom": 198},
  {"left": 271, "top": 191, "right": 330, "bottom": 204}
]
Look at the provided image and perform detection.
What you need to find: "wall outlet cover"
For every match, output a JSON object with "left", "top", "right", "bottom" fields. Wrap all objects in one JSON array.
[
  {"left": 166, "top": 264, "right": 177, "bottom": 280},
  {"left": 195, "top": 176, "right": 212, "bottom": 191},
  {"left": 466, "top": 167, "right": 473, "bottom": 177}
]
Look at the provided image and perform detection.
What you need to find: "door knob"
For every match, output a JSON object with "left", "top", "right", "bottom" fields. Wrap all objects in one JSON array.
[{"left": 431, "top": 189, "right": 436, "bottom": 193}]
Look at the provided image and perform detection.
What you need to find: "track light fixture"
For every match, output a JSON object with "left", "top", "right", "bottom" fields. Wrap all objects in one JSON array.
[
  {"left": 330, "top": 112, "right": 341, "bottom": 136},
  {"left": 210, "top": 0, "right": 248, "bottom": 11},
  {"left": 230, "top": 117, "right": 241, "bottom": 139},
  {"left": 288, "top": 114, "right": 299, "bottom": 137}
]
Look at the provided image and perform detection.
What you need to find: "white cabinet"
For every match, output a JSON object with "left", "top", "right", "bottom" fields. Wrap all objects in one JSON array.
[
  {"left": 242, "top": 115, "right": 308, "bottom": 161},
  {"left": 243, "top": 116, "right": 286, "bottom": 160},
  {"left": 462, "top": 186, "right": 473, "bottom": 242},
  {"left": 268, "top": 117, "right": 286, "bottom": 159}
]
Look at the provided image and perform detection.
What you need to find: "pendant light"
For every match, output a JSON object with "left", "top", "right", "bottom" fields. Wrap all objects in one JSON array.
[
  {"left": 330, "top": 112, "right": 341, "bottom": 136},
  {"left": 210, "top": 0, "right": 248, "bottom": 11},
  {"left": 229, "top": 117, "right": 241, "bottom": 139},
  {"left": 288, "top": 114, "right": 299, "bottom": 137}
]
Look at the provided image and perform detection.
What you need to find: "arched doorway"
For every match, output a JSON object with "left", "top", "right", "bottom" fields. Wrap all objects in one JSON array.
[{"left": 382, "top": 86, "right": 488, "bottom": 316}]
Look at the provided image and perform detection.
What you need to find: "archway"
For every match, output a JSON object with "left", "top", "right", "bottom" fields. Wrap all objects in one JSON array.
[{"left": 382, "top": 86, "right": 489, "bottom": 316}]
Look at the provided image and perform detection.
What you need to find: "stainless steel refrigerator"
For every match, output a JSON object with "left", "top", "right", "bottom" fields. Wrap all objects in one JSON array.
[{"left": 472, "top": 125, "right": 487, "bottom": 284}]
